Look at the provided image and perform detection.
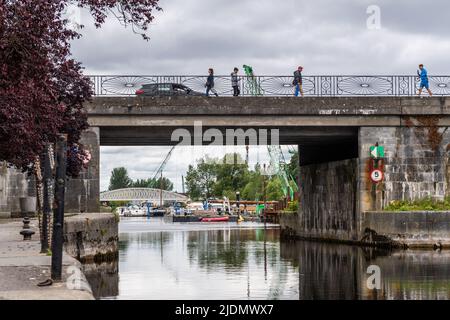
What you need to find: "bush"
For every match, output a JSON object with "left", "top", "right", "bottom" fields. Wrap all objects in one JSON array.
[
  {"left": 284, "top": 200, "right": 299, "bottom": 212},
  {"left": 384, "top": 197, "right": 450, "bottom": 211}
]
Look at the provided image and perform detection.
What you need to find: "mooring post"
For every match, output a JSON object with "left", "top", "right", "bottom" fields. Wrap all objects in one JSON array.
[{"left": 51, "top": 134, "right": 67, "bottom": 281}]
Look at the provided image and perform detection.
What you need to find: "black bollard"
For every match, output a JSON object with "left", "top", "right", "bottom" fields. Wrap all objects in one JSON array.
[{"left": 20, "top": 216, "right": 35, "bottom": 241}]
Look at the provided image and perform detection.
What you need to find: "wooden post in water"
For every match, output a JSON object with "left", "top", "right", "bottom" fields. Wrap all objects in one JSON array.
[{"left": 51, "top": 134, "right": 67, "bottom": 281}]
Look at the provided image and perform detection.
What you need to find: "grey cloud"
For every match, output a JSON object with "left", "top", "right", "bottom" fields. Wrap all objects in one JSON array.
[{"left": 73, "top": 1, "right": 449, "bottom": 189}]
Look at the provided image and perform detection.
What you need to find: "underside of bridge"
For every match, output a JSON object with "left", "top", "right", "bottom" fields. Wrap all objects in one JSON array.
[
  {"left": 62, "top": 96, "right": 450, "bottom": 245},
  {"left": 99, "top": 126, "right": 359, "bottom": 166}
]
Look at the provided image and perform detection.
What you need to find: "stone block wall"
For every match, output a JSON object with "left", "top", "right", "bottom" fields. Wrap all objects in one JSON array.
[
  {"left": 292, "top": 158, "right": 358, "bottom": 241},
  {"left": 0, "top": 163, "right": 29, "bottom": 217},
  {"left": 361, "top": 211, "right": 450, "bottom": 247},
  {"left": 359, "top": 125, "right": 450, "bottom": 212},
  {"left": 64, "top": 213, "right": 118, "bottom": 262}
]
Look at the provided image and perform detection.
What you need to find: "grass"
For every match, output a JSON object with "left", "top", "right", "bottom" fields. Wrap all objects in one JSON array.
[
  {"left": 282, "top": 200, "right": 299, "bottom": 213},
  {"left": 384, "top": 197, "right": 450, "bottom": 211}
]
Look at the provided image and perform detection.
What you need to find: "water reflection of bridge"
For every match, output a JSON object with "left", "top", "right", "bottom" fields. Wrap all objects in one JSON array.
[{"left": 280, "top": 241, "right": 450, "bottom": 300}]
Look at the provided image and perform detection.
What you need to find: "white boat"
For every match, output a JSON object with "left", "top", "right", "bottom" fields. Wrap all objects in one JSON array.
[
  {"left": 123, "top": 205, "right": 146, "bottom": 217},
  {"left": 115, "top": 206, "right": 127, "bottom": 216},
  {"left": 186, "top": 202, "right": 205, "bottom": 214}
]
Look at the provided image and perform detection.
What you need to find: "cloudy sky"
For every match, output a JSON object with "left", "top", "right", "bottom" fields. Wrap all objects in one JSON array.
[{"left": 70, "top": 0, "right": 450, "bottom": 191}]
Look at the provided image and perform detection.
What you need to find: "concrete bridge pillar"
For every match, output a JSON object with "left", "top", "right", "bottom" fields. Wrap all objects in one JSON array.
[
  {"left": 65, "top": 127, "right": 100, "bottom": 213},
  {"left": 293, "top": 143, "right": 359, "bottom": 242}
]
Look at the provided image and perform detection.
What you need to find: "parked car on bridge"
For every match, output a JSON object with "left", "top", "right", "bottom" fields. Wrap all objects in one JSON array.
[{"left": 135, "top": 83, "right": 204, "bottom": 96}]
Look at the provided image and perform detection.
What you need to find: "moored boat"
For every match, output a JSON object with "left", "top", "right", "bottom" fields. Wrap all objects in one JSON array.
[{"left": 200, "top": 216, "right": 229, "bottom": 222}]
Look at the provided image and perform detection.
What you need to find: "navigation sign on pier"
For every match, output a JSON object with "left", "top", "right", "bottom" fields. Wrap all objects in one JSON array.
[
  {"left": 370, "top": 169, "right": 384, "bottom": 183},
  {"left": 369, "top": 146, "right": 384, "bottom": 159}
]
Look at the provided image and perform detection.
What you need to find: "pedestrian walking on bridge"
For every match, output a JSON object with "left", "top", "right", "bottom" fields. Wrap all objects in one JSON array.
[
  {"left": 417, "top": 64, "right": 433, "bottom": 97},
  {"left": 206, "top": 68, "right": 219, "bottom": 97},
  {"left": 293, "top": 66, "right": 304, "bottom": 97},
  {"left": 231, "top": 67, "right": 240, "bottom": 96}
]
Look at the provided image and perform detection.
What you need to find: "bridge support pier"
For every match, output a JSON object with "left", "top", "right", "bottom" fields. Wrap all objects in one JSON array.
[
  {"left": 65, "top": 127, "right": 100, "bottom": 213},
  {"left": 294, "top": 156, "right": 358, "bottom": 242},
  {"left": 282, "top": 124, "right": 450, "bottom": 245}
]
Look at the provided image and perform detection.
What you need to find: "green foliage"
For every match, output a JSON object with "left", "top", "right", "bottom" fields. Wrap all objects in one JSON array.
[
  {"left": 286, "top": 149, "right": 299, "bottom": 182},
  {"left": 384, "top": 197, "right": 450, "bottom": 211},
  {"left": 213, "top": 154, "right": 250, "bottom": 197},
  {"left": 242, "top": 169, "right": 264, "bottom": 201},
  {"left": 108, "top": 167, "right": 132, "bottom": 191},
  {"left": 284, "top": 200, "right": 299, "bottom": 212},
  {"left": 132, "top": 177, "right": 173, "bottom": 191},
  {"left": 266, "top": 177, "right": 284, "bottom": 201},
  {"left": 185, "top": 158, "right": 217, "bottom": 200},
  {"left": 108, "top": 167, "right": 174, "bottom": 192},
  {"left": 108, "top": 201, "right": 130, "bottom": 211},
  {"left": 185, "top": 153, "right": 288, "bottom": 202}
]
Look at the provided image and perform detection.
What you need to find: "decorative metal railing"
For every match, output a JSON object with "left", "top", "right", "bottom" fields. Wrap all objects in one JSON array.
[{"left": 87, "top": 75, "right": 450, "bottom": 96}]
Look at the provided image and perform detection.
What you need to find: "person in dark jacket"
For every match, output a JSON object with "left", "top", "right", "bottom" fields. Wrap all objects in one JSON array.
[
  {"left": 293, "top": 66, "right": 304, "bottom": 97},
  {"left": 205, "top": 68, "right": 219, "bottom": 97},
  {"left": 231, "top": 67, "right": 240, "bottom": 96}
]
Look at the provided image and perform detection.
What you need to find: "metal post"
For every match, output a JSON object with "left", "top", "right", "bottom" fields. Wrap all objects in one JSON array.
[
  {"left": 41, "top": 144, "right": 52, "bottom": 253},
  {"left": 159, "top": 171, "right": 163, "bottom": 207},
  {"left": 51, "top": 135, "right": 67, "bottom": 281},
  {"left": 263, "top": 164, "right": 267, "bottom": 226}
]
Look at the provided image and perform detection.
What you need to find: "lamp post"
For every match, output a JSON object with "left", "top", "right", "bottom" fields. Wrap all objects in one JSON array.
[{"left": 236, "top": 191, "right": 240, "bottom": 215}]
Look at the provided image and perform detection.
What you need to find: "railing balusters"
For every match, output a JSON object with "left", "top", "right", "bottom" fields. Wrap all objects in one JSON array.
[{"left": 85, "top": 75, "right": 450, "bottom": 97}]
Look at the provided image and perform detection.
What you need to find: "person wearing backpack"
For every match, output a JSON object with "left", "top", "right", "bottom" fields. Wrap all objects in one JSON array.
[{"left": 293, "top": 66, "right": 304, "bottom": 97}]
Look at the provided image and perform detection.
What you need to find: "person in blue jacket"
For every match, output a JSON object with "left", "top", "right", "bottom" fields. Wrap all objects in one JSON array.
[{"left": 417, "top": 64, "right": 433, "bottom": 97}]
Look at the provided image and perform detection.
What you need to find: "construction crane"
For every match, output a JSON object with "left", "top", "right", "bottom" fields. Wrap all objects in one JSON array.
[
  {"left": 243, "top": 65, "right": 264, "bottom": 96},
  {"left": 151, "top": 146, "right": 176, "bottom": 181},
  {"left": 267, "top": 145, "right": 298, "bottom": 200},
  {"left": 150, "top": 146, "right": 176, "bottom": 207}
]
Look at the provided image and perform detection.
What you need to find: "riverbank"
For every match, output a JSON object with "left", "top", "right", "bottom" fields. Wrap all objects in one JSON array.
[
  {"left": 0, "top": 219, "right": 94, "bottom": 300},
  {"left": 0, "top": 213, "right": 118, "bottom": 300},
  {"left": 280, "top": 211, "right": 450, "bottom": 249}
]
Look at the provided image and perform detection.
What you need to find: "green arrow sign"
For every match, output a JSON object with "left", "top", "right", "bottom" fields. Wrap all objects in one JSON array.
[{"left": 369, "top": 146, "right": 384, "bottom": 159}]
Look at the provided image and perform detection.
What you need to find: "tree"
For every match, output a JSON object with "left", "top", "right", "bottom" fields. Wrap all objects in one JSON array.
[
  {"left": 0, "top": 0, "right": 161, "bottom": 176},
  {"left": 185, "top": 159, "right": 217, "bottom": 200},
  {"left": 286, "top": 149, "right": 299, "bottom": 183},
  {"left": 266, "top": 177, "right": 284, "bottom": 201},
  {"left": 131, "top": 177, "right": 173, "bottom": 191},
  {"left": 213, "top": 154, "right": 250, "bottom": 197},
  {"left": 108, "top": 167, "right": 132, "bottom": 191},
  {"left": 185, "top": 165, "right": 203, "bottom": 200},
  {"left": 242, "top": 168, "right": 264, "bottom": 201}
]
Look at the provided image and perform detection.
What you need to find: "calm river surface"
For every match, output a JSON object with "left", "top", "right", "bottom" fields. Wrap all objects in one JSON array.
[{"left": 84, "top": 217, "right": 450, "bottom": 300}]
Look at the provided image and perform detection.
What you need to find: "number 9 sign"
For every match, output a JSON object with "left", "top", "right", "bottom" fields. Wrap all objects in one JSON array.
[{"left": 370, "top": 169, "right": 383, "bottom": 183}]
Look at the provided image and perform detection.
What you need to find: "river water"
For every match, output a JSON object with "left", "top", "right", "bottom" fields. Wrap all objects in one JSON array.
[{"left": 84, "top": 217, "right": 450, "bottom": 300}]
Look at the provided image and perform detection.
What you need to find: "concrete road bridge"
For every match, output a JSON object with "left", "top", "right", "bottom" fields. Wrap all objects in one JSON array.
[{"left": 62, "top": 93, "right": 450, "bottom": 246}]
